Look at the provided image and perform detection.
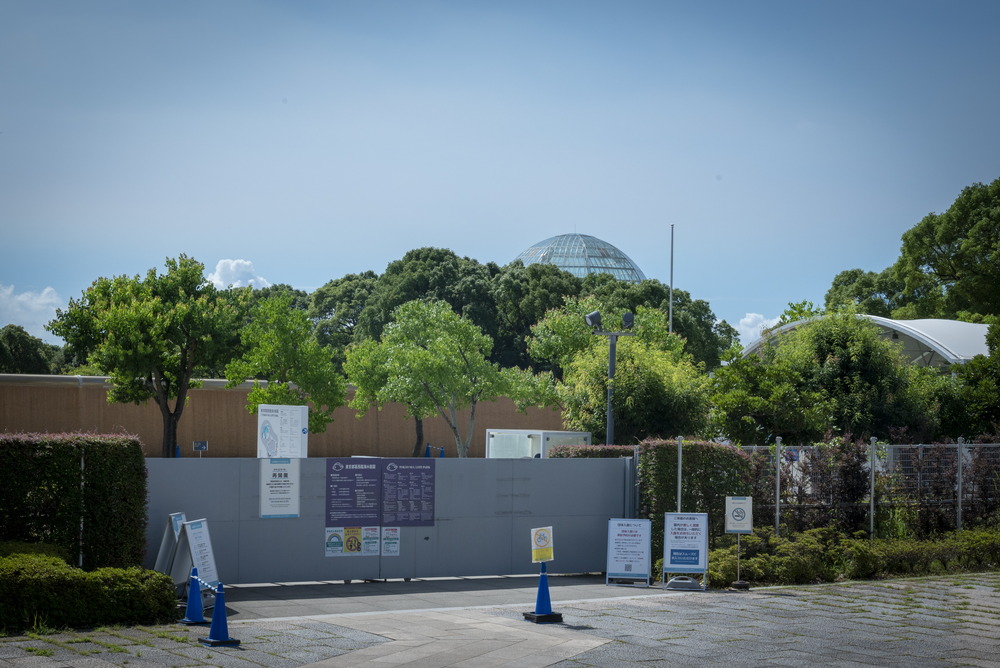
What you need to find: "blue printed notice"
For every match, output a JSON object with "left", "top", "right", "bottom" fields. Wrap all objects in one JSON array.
[{"left": 670, "top": 549, "right": 700, "bottom": 565}]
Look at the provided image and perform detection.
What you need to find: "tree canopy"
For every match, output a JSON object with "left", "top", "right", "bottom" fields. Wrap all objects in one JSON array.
[
  {"left": 713, "top": 314, "right": 944, "bottom": 445},
  {"left": 825, "top": 177, "right": 1000, "bottom": 321},
  {"left": 0, "top": 325, "right": 59, "bottom": 374},
  {"left": 345, "top": 299, "right": 549, "bottom": 457},
  {"left": 225, "top": 292, "right": 347, "bottom": 435},
  {"left": 47, "top": 255, "right": 244, "bottom": 457},
  {"left": 529, "top": 297, "right": 708, "bottom": 443}
]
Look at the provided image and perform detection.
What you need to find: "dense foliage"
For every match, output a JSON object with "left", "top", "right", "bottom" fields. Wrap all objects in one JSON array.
[
  {"left": 0, "top": 552, "right": 175, "bottom": 633},
  {"left": 225, "top": 292, "right": 347, "bottom": 435},
  {"left": 825, "top": 177, "right": 1000, "bottom": 321},
  {"left": 707, "top": 526, "right": 1000, "bottom": 588},
  {"left": 713, "top": 314, "right": 948, "bottom": 444},
  {"left": 0, "top": 434, "right": 148, "bottom": 569},
  {"left": 46, "top": 255, "right": 246, "bottom": 457},
  {"left": 0, "top": 324, "right": 62, "bottom": 374}
]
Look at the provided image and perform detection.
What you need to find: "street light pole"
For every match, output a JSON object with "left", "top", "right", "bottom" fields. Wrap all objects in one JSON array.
[
  {"left": 585, "top": 311, "right": 634, "bottom": 445},
  {"left": 606, "top": 332, "right": 619, "bottom": 445}
]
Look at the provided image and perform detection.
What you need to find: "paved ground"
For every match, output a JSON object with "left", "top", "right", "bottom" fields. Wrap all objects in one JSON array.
[{"left": 1, "top": 572, "right": 998, "bottom": 667}]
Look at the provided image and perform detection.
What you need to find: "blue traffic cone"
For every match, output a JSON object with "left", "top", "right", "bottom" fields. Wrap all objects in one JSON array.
[
  {"left": 523, "top": 562, "right": 562, "bottom": 623},
  {"left": 180, "top": 567, "right": 207, "bottom": 625},
  {"left": 198, "top": 583, "right": 240, "bottom": 647}
]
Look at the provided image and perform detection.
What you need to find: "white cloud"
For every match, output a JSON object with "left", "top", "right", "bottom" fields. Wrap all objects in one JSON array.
[
  {"left": 0, "top": 284, "right": 64, "bottom": 344},
  {"left": 207, "top": 259, "right": 271, "bottom": 290},
  {"left": 738, "top": 313, "right": 780, "bottom": 345}
]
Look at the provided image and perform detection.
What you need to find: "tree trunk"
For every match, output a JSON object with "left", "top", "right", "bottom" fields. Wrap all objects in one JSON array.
[
  {"left": 161, "top": 411, "right": 179, "bottom": 458},
  {"left": 410, "top": 417, "right": 425, "bottom": 457}
]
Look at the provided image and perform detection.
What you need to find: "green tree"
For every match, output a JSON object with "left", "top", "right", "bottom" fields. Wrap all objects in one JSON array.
[
  {"left": 225, "top": 293, "right": 347, "bottom": 435},
  {"left": 309, "top": 271, "right": 378, "bottom": 372},
  {"left": 0, "top": 324, "right": 58, "bottom": 374},
  {"left": 894, "top": 178, "right": 1000, "bottom": 318},
  {"left": 954, "top": 323, "right": 1000, "bottom": 437},
  {"left": 717, "top": 314, "right": 943, "bottom": 444},
  {"left": 345, "top": 299, "right": 545, "bottom": 457},
  {"left": 559, "top": 337, "right": 710, "bottom": 444},
  {"left": 250, "top": 283, "right": 310, "bottom": 311},
  {"left": 824, "top": 268, "right": 904, "bottom": 317},
  {"left": 529, "top": 299, "right": 709, "bottom": 443},
  {"left": 710, "top": 346, "right": 827, "bottom": 446},
  {"left": 356, "top": 248, "right": 499, "bottom": 343},
  {"left": 580, "top": 275, "right": 737, "bottom": 368},
  {"left": 47, "top": 256, "right": 243, "bottom": 457},
  {"left": 490, "top": 261, "right": 582, "bottom": 370}
]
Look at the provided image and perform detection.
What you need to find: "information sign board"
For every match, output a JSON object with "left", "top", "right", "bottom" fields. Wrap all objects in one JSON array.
[
  {"left": 169, "top": 518, "right": 219, "bottom": 589},
  {"left": 606, "top": 519, "right": 651, "bottom": 586},
  {"left": 257, "top": 404, "right": 308, "bottom": 458},
  {"left": 663, "top": 513, "right": 708, "bottom": 574},
  {"left": 380, "top": 458, "right": 435, "bottom": 527},
  {"left": 260, "top": 458, "right": 301, "bottom": 518}
]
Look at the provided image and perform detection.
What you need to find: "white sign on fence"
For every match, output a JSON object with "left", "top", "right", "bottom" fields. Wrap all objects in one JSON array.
[
  {"left": 257, "top": 404, "right": 309, "bottom": 458},
  {"left": 260, "top": 458, "right": 301, "bottom": 518}
]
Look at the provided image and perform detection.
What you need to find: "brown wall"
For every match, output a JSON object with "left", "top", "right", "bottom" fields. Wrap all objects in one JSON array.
[{"left": 0, "top": 375, "right": 563, "bottom": 458}]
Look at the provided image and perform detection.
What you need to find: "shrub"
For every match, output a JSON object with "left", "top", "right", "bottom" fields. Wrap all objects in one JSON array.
[
  {"left": 707, "top": 526, "right": 1000, "bottom": 588},
  {"left": 0, "top": 553, "right": 175, "bottom": 633},
  {"left": 0, "top": 433, "right": 147, "bottom": 569}
]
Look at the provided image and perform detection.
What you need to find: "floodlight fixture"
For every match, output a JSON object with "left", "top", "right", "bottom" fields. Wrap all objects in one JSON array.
[
  {"left": 622, "top": 312, "right": 634, "bottom": 330},
  {"left": 585, "top": 311, "right": 602, "bottom": 330}
]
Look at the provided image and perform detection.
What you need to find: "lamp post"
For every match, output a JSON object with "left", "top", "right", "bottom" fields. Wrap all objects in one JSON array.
[{"left": 585, "top": 311, "right": 634, "bottom": 445}]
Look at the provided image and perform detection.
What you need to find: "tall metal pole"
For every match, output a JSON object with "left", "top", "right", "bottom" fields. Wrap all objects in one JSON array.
[
  {"left": 606, "top": 334, "right": 617, "bottom": 446},
  {"left": 870, "top": 437, "right": 876, "bottom": 540},
  {"left": 774, "top": 436, "right": 782, "bottom": 536},
  {"left": 669, "top": 224, "right": 674, "bottom": 334},
  {"left": 957, "top": 437, "right": 965, "bottom": 530},
  {"left": 676, "top": 436, "right": 683, "bottom": 512}
]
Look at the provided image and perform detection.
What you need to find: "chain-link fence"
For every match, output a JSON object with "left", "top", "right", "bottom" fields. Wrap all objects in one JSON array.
[{"left": 741, "top": 441, "right": 1000, "bottom": 537}]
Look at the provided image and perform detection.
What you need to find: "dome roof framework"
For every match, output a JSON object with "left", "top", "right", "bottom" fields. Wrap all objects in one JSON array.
[
  {"left": 743, "top": 315, "right": 989, "bottom": 369},
  {"left": 515, "top": 233, "right": 647, "bottom": 283}
]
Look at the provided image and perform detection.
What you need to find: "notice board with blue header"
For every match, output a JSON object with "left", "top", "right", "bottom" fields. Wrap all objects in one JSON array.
[{"left": 663, "top": 513, "right": 708, "bottom": 575}]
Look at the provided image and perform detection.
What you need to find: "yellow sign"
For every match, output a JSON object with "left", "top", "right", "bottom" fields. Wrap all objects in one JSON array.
[{"left": 531, "top": 526, "right": 554, "bottom": 563}]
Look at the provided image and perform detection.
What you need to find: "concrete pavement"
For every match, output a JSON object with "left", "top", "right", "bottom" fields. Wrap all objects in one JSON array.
[{"left": 1, "top": 572, "right": 998, "bottom": 667}]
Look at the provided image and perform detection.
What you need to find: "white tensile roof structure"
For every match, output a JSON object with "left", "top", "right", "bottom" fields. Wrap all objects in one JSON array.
[{"left": 743, "top": 315, "right": 990, "bottom": 369}]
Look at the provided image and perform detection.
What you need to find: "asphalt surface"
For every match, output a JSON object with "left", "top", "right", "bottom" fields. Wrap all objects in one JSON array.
[{"left": 1, "top": 572, "right": 998, "bottom": 667}]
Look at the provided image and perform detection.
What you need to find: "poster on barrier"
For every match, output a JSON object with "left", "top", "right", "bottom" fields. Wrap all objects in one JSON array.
[{"left": 260, "top": 458, "right": 301, "bottom": 518}]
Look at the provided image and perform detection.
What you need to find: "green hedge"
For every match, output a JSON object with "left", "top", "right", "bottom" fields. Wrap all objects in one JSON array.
[
  {"left": 0, "top": 553, "right": 176, "bottom": 633},
  {"left": 707, "top": 526, "right": 1000, "bottom": 587},
  {"left": 551, "top": 439, "right": 752, "bottom": 558},
  {"left": 0, "top": 433, "right": 148, "bottom": 569}
]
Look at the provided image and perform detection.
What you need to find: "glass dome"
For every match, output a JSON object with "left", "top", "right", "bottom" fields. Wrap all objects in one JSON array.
[{"left": 514, "top": 233, "right": 647, "bottom": 283}]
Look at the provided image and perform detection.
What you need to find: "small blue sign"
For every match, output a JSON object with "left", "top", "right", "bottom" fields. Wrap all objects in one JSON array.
[{"left": 670, "top": 549, "right": 700, "bottom": 565}]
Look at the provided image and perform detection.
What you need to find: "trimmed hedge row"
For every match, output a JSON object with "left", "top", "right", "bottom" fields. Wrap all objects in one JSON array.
[
  {"left": 707, "top": 527, "right": 1000, "bottom": 588},
  {"left": 0, "top": 433, "right": 147, "bottom": 569},
  {"left": 550, "top": 439, "right": 751, "bottom": 557},
  {"left": 0, "top": 553, "right": 176, "bottom": 633}
]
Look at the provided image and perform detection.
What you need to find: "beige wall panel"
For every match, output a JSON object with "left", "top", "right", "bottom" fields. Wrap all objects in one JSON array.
[{"left": 0, "top": 377, "right": 564, "bottom": 458}]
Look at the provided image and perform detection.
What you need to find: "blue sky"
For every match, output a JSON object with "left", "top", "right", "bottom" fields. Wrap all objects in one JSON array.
[{"left": 3, "top": 1, "right": 999, "bottom": 346}]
